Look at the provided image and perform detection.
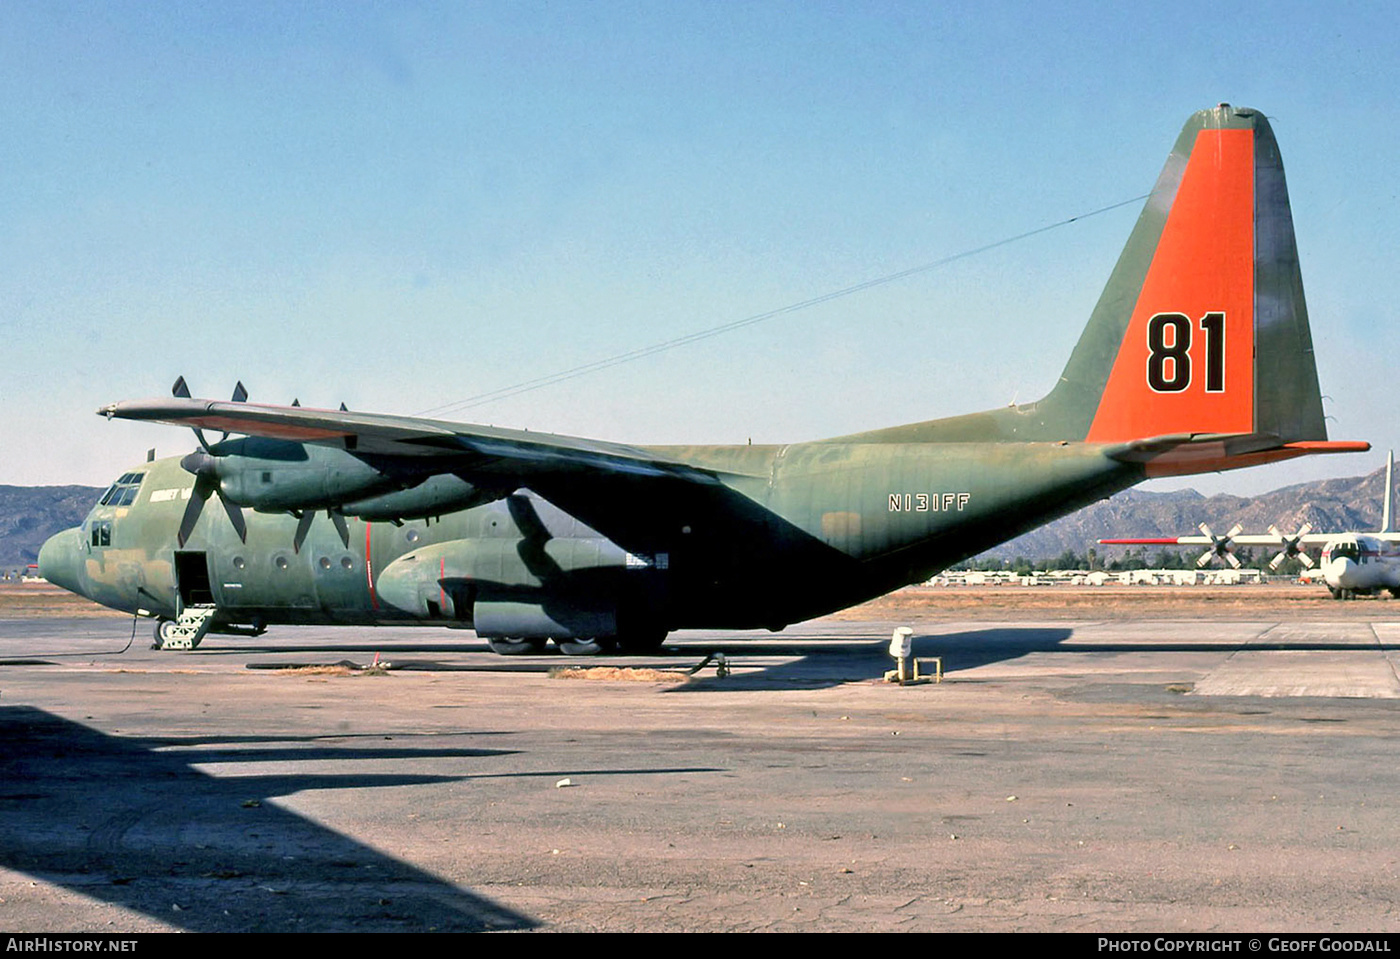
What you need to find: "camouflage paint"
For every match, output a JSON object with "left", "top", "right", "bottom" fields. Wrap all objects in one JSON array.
[{"left": 40, "top": 107, "right": 1362, "bottom": 649}]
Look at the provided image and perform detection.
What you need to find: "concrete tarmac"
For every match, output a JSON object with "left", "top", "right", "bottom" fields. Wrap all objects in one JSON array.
[{"left": 2, "top": 610, "right": 1400, "bottom": 932}]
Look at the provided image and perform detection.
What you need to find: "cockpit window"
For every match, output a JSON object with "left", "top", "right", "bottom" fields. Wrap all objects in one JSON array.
[
  {"left": 98, "top": 472, "right": 146, "bottom": 507},
  {"left": 1333, "top": 541, "right": 1361, "bottom": 562}
]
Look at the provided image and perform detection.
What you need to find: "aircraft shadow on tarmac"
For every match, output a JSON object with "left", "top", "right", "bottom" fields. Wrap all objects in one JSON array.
[
  {"left": 670, "top": 626, "right": 1399, "bottom": 691},
  {"left": 33, "top": 623, "right": 1388, "bottom": 695},
  {"left": 670, "top": 627, "right": 1078, "bottom": 691},
  {"left": 197, "top": 629, "right": 1081, "bottom": 691},
  {"left": 0, "top": 705, "right": 538, "bottom": 932},
  {"left": 172, "top": 627, "right": 1106, "bottom": 690}
]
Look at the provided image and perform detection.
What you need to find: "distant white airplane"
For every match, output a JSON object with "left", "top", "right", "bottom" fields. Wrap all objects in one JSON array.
[{"left": 1100, "top": 452, "right": 1400, "bottom": 599}]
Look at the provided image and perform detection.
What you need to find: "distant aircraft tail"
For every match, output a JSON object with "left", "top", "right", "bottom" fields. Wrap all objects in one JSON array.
[{"left": 1024, "top": 104, "right": 1365, "bottom": 472}]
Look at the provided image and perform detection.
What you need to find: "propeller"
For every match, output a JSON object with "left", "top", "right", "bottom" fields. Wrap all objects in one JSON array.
[
  {"left": 1196, "top": 522, "right": 1243, "bottom": 568},
  {"left": 172, "top": 376, "right": 249, "bottom": 452},
  {"left": 176, "top": 450, "right": 247, "bottom": 547},
  {"left": 170, "top": 378, "right": 355, "bottom": 552},
  {"left": 171, "top": 378, "right": 253, "bottom": 546},
  {"left": 291, "top": 509, "right": 351, "bottom": 554},
  {"left": 1268, "top": 524, "right": 1315, "bottom": 570}
]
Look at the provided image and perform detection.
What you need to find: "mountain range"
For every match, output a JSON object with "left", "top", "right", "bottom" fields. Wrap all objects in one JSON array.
[{"left": 1, "top": 485, "right": 104, "bottom": 571}]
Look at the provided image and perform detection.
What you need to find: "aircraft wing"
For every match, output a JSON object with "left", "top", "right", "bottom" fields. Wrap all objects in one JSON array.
[
  {"left": 98, "top": 396, "right": 829, "bottom": 564},
  {"left": 1098, "top": 534, "right": 1336, "bottom": 547},
  {"left": 102, "top": 396, "right": 711, "bottom": 480},
  {"left": 1098, "top": 526, "right": 1338, "bottom": 571}
]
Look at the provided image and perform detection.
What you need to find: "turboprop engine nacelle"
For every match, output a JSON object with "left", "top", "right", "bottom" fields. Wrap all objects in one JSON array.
[
  {"left": 183, "top": 438, "right": 403, "bottom": 512},
  {"left": 376, "top": 536, "right": 624, "bottom": 637},
  {"left": 339, "top": 474, "right": 506, "bottom": 521}
]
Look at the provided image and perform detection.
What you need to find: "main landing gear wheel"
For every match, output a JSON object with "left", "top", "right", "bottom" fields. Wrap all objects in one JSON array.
[
  {"left": 613, "top": 628, "right": 668, "bottom": 655},
  {"left": 555, "top": 637, "right": 616, "bottom": 656},
  {"left": 486, "top": 637, "right": 548, "bottom": 655}
]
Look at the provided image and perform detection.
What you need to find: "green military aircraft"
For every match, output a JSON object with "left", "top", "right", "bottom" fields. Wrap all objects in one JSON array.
[{"left": 39, "top": 105, "right": 1368, "bottom": 653}]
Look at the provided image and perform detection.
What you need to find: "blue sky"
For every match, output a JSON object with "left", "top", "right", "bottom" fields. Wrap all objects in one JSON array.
[{"left": 2, "top": 1, "right": 1396, "bottom": 495}]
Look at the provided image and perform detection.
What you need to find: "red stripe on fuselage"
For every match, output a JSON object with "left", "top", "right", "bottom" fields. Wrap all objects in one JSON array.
[{"left": 365, "top": 523, "right": 378, "bottom": 610}]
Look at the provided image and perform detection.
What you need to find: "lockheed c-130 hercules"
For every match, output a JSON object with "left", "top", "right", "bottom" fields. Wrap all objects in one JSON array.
[{"left": 39, "top": 105, "right": 1368, "bottom": 653}]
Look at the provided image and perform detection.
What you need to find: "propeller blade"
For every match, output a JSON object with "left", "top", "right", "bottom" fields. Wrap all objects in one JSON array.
[
  {"left": 176, "top": 480, "right": 211, "bottom": 548},
  {"left": 178, "top": 451, "right": 244, "bottom": 544},
  {"left": 219, "top": 495, "right": 247, "bottom": 543},
  {"left": 1196, "top": 549, "right": 1215, "bottom": 568},
  {"left": 1269, "top": 551, "right": 1288, "bottom": 571},
  {"left": 1224, "top": 552, "right": 1242, "bottom": 569},
  {"left": 1297, "top": 552, "right": 1315, "bottom": 569},
  {"left": 292, "top": 511, "right": 315, "bottom": 554},
  {"left": 171, "top": 378, "right": 216, "bottom": 450},
  {"left": 329, "top": 510, "right": 350, "bottom": 548}
]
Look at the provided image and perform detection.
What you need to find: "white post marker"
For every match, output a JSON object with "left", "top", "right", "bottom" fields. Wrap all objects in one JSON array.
[
  {"left": 888, "top": 626, "right": 914, "bottom": 683},
  {"left": 884, "top": 626, "right": 941, "bottom": 685}
]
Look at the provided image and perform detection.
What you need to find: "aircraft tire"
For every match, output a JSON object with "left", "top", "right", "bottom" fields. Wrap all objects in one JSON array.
[
  {"left": 555, "top": 638, "right": 614, "bottom": 656},
  {"left": 613, "top": 628, "right": 668, "bottom": 655},
  {"left": 485, "top": 637, "right": 548, "bottom": 655},
  {"left": 154, "top": 618, "right": 178, "bottom": 646}
]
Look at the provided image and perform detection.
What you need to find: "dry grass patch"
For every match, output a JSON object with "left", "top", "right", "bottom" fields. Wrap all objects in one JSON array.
[
  {"left": 550, "top": 666, "right": 691, "bottom": 684},
  {"left": 0, "top": 584, "right": 128, "bottom": 618},
  {"left": 273, "top": 665, "right": 357, "bottom": 677}
]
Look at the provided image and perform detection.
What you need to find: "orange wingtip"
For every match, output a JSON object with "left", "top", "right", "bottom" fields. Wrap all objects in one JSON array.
[{"left": 1281, "top": 441, "right": 1372, "bottom": 453}]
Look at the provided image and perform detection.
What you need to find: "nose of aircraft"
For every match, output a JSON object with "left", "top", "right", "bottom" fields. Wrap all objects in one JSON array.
[
  {"left": 1324, "top": 556, "right": 1356, "bottom": 589},
  {"left": 38, "top": 527, "right": 83, "bottom": 594}
]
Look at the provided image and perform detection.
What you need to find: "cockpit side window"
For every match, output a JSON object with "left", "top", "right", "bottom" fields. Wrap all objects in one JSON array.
[{"left": 97, "top": 472, "right": 146, "bottom": 508}]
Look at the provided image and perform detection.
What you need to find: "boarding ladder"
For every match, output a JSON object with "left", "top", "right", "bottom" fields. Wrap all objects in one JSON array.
[{"left": 155, "top": 604, "right": 218, "bottom": 650}]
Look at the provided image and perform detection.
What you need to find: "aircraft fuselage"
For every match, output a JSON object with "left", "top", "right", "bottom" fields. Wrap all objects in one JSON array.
[
  {"left": 1319, "top": 535, "right": 1400, "bottom": 597},
  {"left": 40, "top": 441, "right": 1141, "bottom": 642}
]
